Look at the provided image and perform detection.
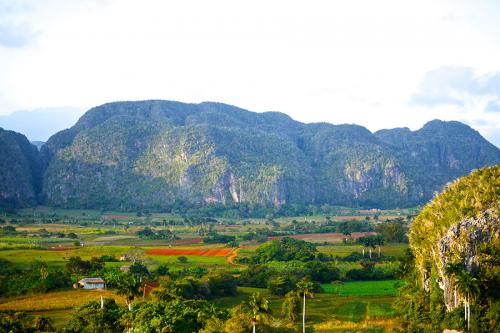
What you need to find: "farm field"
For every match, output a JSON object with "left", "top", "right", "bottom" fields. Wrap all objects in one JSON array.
[
  {"left": 0, "top": 206, "right": 413, "bottom": 332},
  {"left": 321, "top": 279, "right": 403, "bottom": 297},
  {"left": 268, "top": 231, "right": 376, "bottom": 243},
  {"left": 146, "top": 247, "right": 234, "bottom": 257},
  {"left": 0, "top": 285, "right": 397, "bottom": 331},
  {"left": 0, "top": 245, "right": 236, "bottom": 270},
  {"left": 0, "top": 289, "right": 125, "bottom": 312},
  {"left": 212, "top": 287, "right": 397, "bottom": 332}
]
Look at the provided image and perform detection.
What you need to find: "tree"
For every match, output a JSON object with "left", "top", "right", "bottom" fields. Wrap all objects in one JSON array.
[
  {"left": 129, "top": 299, "right": 223, "bottom": 333},
  {"left": 267, "top": 274, "right": 295, "bottom": 296},
  {"left": 129, "top": 262, "right": 149, "bottom": 282},
  {"left": 452, "top": 269, "right": 479, "bottom": 330},
  {"left": 115, "top": 275, "right": 141, "bottom": 311},
  {"left": 296, "top": 278, "right": 314, "bottom": 333},
  {"left": 206, "top": 271, "right": 238, "bottom": 297},
  {"left": 282, "top": 291, "right": 300, "bottom": 323},
  {"left": 376, "top": 221, "right": 407, "bottom": 243},
  {"left": 243, "top": 293, "right": 272, "bottom": 333},
  {"left": 64, "top": 298, "right": 124, "bottom": 333},
  {"left": 373, "top": 235, "right": 385, "bottom": 257},
  {"left": 444, "top": 262, "right": 463, "bottom": 308},
  {"left": 339, "top": 222, "right": 352, "bottom": 240},
  {"left": 358, "top": 235, "right": 384, "bottom": 258}
]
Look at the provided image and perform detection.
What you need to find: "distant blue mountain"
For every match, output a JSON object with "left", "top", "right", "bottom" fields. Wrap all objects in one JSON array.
[{"left": 0, "top": 107, "right": 84, "bottom": 142}]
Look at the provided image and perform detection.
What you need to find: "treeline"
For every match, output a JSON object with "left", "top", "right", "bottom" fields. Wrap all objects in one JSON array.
[{"left": 238, "top": 238, "right": 400, "bottom": 288}]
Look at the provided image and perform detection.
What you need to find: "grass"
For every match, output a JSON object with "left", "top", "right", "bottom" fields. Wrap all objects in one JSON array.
[
  {"left": 0, "top": 208, "right": 409, "bottom": 332},
  {"left": 321, "top": 280, "right": 403, "bottom": 297},
  {"left": 0, "top": 289, "right": 126, "bottom": 330},
  {"left": 367, "top": 301, "right": 395, "bottom": 318},
  {"left": 0, "top": 244, "right": 234, "bottom": 271},
  {"left": 148, "top": 254, "right": 229, "bottom": 268},
  {"left": 212, "top": 287, "right": 397, "bottom": 325},
  {"left": 0, "top": 236, "right": 73, "bottom": 244},
  {"left": 0, "top": 246, "right": 132, "bottom": 268},
  {"left": 0, "top": 289, "right": 125, "bottom": 312},
  {"left": 334, "top": 301, "right": 367, "bottom": 322},
  {"left": 318, "top": 243, "right": 408, "bottom": 258}
]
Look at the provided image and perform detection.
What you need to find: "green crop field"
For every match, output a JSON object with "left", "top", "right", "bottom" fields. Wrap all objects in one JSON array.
[
  {"left": 318, "top": 243, "right": 408, "bottom": 258},
  {"left": 213, "top": 287, "right": 397, "bottom": 330},
  {"left": 334, "top": 301, "right": 367, "bottom": 322},
  {"left": 321, "top": 279, "right": 403, "bottom": 297},
  {"left": 0, "top": 207, "right": 410, "bottom": 332}
]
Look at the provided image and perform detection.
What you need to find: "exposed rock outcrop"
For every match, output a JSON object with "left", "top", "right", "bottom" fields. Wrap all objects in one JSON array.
[
  {"left": 2, "top": 100, "right": 500, "bottom": 210},
  {"left": 436, "top": 209, "right": 499, "bottom": 310}
]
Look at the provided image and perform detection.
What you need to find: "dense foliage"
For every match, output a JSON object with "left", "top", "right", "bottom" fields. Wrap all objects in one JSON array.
[
  {"left": 398, "top": 166, "right": 500, "bottom": 332},
  {"left": 0, "top": 128, "right": 40, "bottom": 209},
  {"left": 0, "top": 259, "right": 70, "bottom": 297},
  {"left": 252, "top": 237, "right": 318, "bottom": 263},
  {"left": 3, "top": 100, "right": 499, "bottom": 210}
]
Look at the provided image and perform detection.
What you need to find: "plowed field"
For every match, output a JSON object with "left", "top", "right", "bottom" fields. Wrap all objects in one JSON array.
[{"left": 147, "top": 248, "right": 233, "bottom": 257}]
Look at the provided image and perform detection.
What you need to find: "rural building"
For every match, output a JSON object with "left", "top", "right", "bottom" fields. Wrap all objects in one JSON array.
[
  {"left": 77, "top": 278, "right": 105, "bottom": 289},
  {"left": 143, "top": 282, "right": 160, "bottom": 297},
  {"left": 120, "top": 265, "right": 131, "bottom": 273}
]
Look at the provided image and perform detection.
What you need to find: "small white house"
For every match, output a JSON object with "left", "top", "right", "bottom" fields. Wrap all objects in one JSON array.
[{"left": 78, "top": 277, "right": 105, "bottom": 289}]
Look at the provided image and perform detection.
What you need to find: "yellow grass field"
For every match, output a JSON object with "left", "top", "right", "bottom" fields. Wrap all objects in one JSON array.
[{"left": 0, "top": 289, "right": 125, "bottom": 312}]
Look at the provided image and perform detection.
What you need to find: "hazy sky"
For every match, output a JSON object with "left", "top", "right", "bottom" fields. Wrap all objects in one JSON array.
[{"left": 1, "top": 0, "right": 500, "bottom": 145}]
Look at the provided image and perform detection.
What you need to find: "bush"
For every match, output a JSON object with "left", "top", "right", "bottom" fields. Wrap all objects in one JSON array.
[
  {"left": 238, "top": 265, "right": 274, "bottom": 288},
  {"left": 203, "top": 232, "right": 236, "bottom": 244},
  {"left": 304, "top": 261, "right": 341, "bottom": 283},
  {"left": 267, "top": 274, "right": 296, "bottom": 296},
  {"left": 253, "top": 237, "right": 317, "bottom": 263},
  {"left": 206, "top": 271, "right": 237, "bottom": 297}
]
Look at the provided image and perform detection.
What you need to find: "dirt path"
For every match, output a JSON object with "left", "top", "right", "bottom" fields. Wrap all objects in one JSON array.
[{"left": 227, "top": 248, "right": 240, "bottom": 265}]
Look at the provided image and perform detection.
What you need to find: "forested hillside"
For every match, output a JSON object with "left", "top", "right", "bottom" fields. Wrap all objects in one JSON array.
[
  {"left": 398, "top": 166, "right": 499, "bottom": 332},
  {"left": 1, "top": 100, "right": 500, "bottom": 211},
  {"left": 0, "top": 128, "right": 40, "bottom": 208}
]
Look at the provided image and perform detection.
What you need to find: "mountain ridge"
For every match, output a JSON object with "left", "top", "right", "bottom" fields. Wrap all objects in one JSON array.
[{"left": 1, "top": 100, "right": 499, "bottom": 211}]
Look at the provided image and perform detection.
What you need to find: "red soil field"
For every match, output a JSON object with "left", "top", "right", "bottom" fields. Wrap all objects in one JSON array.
[{"left": 146, "top": 248, "right": 233, "bottom": 257}]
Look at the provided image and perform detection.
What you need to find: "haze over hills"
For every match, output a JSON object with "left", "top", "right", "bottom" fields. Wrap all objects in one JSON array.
[
  {"left": 0, "top": 107, "right": 84, "bottom": 143},
  {"left": 1, "top": 100, "right": 499, "bottom": 211}
]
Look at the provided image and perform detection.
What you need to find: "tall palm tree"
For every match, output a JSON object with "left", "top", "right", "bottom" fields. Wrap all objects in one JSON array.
[
  {"left": 445, "top": 262, "right": 463, "bottom": 307},
  {"left": 243, "top": 292, "right": 271, "bottom": 333},
  {"left": 454, "top": 271, "right": 479, "bottom": 330},
  {"left": 296, "top": 279, "right": 315, "bottom": 333},
  {"left": 116, "top": 275, "right": 141, "bottom": 311}
]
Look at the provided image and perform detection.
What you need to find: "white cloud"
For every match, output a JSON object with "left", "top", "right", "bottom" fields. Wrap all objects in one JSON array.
[{"left": 0, "top": 0, "right": 499, "bottom": 146}]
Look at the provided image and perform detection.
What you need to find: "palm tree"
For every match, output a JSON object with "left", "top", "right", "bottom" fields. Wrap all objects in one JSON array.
[
  {"left": 374, "top": 235, "right": 384, "bottom": 257},
  {"left": 445, "top": 262, "right": 463, "bottom": 307},
  {"left": 243, "top": 292, "right": 271, "bottom": 333},
  {"left": 454, "top": 271, "right": 479, "bottom": 330},
  {"left": 116, "top": 275, "right": 141, "bottom": 311},
  {"left": 296, "top": 279, "right": 314, "bottom": 333}
]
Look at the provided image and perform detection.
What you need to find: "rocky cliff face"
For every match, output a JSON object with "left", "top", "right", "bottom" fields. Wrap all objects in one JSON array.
[
  {"left": 2, "top": 100, "right": 500, "bottom": 210},
  {"left": 0, "top": 128, "right": 40, "bottom": 208},
  {"left": 436, "top": 209, "right": 499, "bottom": 310},
  {"left": 409, "top": 166, "right": 500, "bottom": 313}
]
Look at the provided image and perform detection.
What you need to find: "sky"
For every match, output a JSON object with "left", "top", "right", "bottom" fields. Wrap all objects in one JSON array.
[{"left": 1, "top": 0, "right": 500, "bottom": 146}]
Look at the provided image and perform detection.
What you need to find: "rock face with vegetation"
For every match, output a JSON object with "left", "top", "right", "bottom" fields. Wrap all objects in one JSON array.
[
  {"left": 0, "top": 128, "right": 40, "bottom": 208},
  {"left": 404, "top": 166, "right": 499, "bottom": 331},
  {"left": 1, "top": 100, "right": 500, "bottom": 210},
  {"left": 436, "top": 209, "right": 499, "bottom": 310}
]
